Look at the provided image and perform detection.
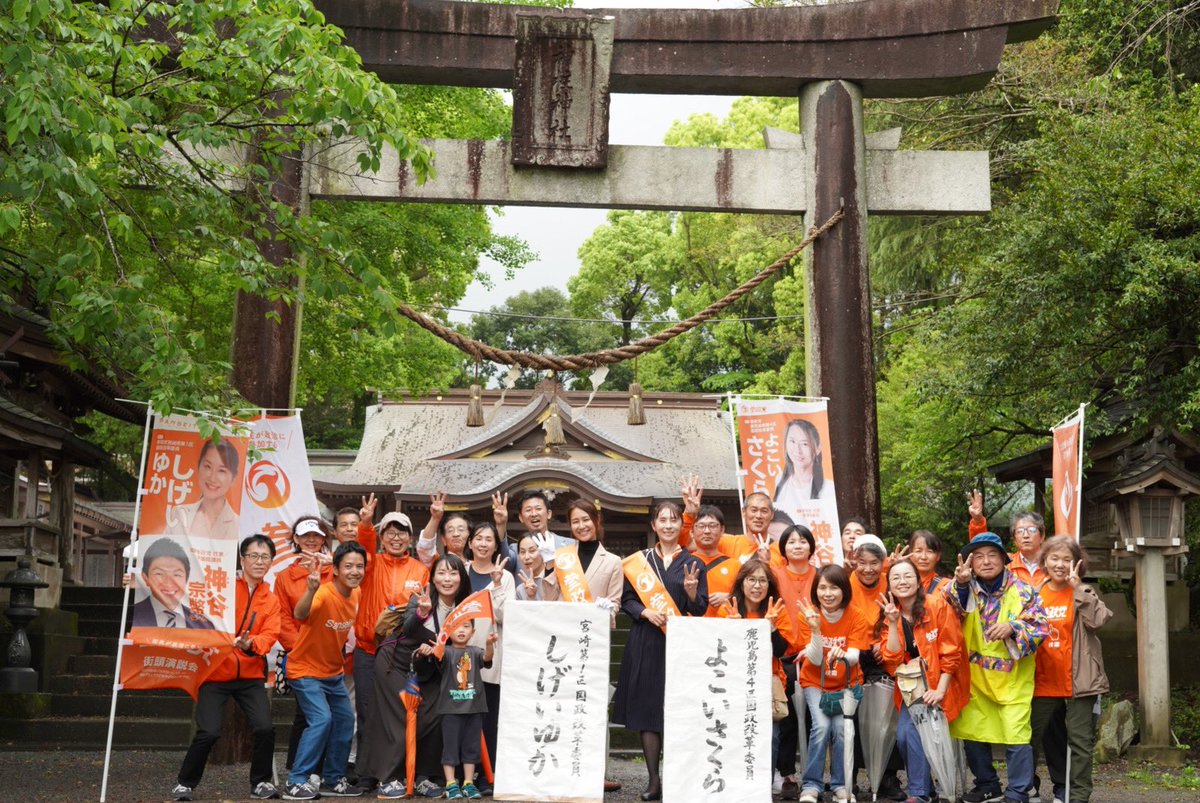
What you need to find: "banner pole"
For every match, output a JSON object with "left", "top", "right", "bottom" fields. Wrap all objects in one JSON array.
[
  {"left": 726, "top": 393, "right": 747, "bottom": 530},
  {"left": 100, "top": 404, "right": 155, "bottom": 803},
  {"left": 1075, "top": 402, "right": 1086, "bottom": 541}
]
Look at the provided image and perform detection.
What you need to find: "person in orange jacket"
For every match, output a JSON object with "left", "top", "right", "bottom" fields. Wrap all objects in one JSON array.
[
  {"left": 967, "top": 490, "right": 1048, "bottom": 587},
  {"left": 171, "top": 534, "right": 283, "bottom": 801},
  {"left": 877, "top": 558, "right": 969, "bottom": 803},
  {"left": 274, "top": 515, "right": 334, "bottom": 775}
]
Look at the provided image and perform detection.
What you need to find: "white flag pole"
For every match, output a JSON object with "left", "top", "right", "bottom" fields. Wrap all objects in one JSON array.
[
  {"left": 99, "top": 404, "right": 155, "bottom": 803},
  {"left": 726, "top": 393, "right": 747, "bottom": 529}
]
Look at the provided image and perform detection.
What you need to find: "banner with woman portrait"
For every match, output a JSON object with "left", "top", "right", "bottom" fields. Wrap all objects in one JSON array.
[
  {"left": 733, "top": 397, "right": 843, "bottom": 565},
  {"left": 1051, "top": 404, "right": 1085, "bottom": 540},
  {"left": 120, "top": 414, "right": 247, "bottom": 696}
]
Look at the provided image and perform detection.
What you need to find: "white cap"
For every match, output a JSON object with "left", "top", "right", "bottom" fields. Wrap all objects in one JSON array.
[
  {"left": 295, "top": 519, "right": 326, "bottom": 537},
  {"left": 853, "top": 533, "right": 887, "bottom": 558},
  {"left": 379, "top": 511, "right": 413, "bottom": 532}
]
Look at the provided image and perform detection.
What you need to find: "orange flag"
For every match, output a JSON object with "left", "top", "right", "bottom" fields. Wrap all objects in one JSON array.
[
  {"left": 433, "top": 588, "right": 494, "bottom": 659},
  {"left": 119, "top": 629, "right": 235, "bottom": 699},
  {"left": 1051, "top": 405, "right": 1085, "bottom": 539}
]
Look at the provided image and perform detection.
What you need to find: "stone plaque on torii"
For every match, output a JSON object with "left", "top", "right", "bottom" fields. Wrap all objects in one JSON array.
[{"left": 249, "top": 0, "right": 1057, "bottom": 530}]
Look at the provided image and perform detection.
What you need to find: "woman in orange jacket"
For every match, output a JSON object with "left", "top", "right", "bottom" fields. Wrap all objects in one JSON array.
[{"left": 877, "top": 559, "right": 969, "bottom": 803}]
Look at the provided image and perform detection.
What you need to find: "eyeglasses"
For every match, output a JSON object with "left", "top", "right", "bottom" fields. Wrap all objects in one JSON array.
[
  {"left": 382, "top": 529, "right": 410, "bottom": 539},
  {"left": 242, "top": 554, "right": 273, "bottom": 563},
  {"left": 694, "top": 523, "right": 722, "bottom": 531},
  {"left": 745, "top": 577, "right": 770, "bottom": 586},
  {"left": 1014, "top": 526, "right": 1040, "bottom": 535}
]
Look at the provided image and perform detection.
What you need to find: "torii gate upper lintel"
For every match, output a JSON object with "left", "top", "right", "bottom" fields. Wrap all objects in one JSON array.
[{"left": 289, "top": 0, "right": 1060, "bottom": 531}]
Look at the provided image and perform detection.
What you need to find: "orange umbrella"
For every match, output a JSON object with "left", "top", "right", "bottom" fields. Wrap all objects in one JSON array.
[{"left": 400, "top": 668, "right": 421, "bottom": 796}]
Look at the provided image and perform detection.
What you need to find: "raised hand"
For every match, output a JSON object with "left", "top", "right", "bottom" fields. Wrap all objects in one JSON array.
[
  {"left": 487, "top": 631, "right": 499, "bottom": 646},
  {"left": 490, "top": 556, "right": 510, "bottom": 586},
  {"left": 491, "top": 491, "right": 509, "bottom": 530},
  {"left": 890, "top": 542, "right": 911, "bottom": 563},
  {"left": 877, "top": 591, "right": 900, "bottom": 625},
  {"left": 306, "top": 561, "right": 321, "bottom": 591},
  {"left": 753, "top": 533, "right": 772, "bottom": 562},
  {"left": 518, "top": 570, "right": 537, "bottom": 598},
  {"left": 360, "top": 492, "right": 378, "bottom": 522},
  {"left": 680, "top": 474, "right": 703, "bottom": 515},
  {"left": 765, "top": 597, "right": 786, "bottom": 631},
  {"left": 967, "top": 489, "right": 984, "bottom": 522},
  {"left": 954, "top": 553, "right": 973, "bottom": 585},
  {"left": 721, "top": 600, "right": 741, "bottom": 619},
  {"left": 1068, "top": 559, "right": 1083, "bottom": 588},
  {"left": 303, "top": 549, "right": 332, "bottom": 567},
  {"left": 415, "top": 589, "right": 432, "bottom": 617},
  {"left": 798, "top": 601, "right": 821, "bottom": 631},
  {"left": 682, "top": 561, "right": 701, "bottom": 599},
  {"left": 429, "top": 491, "right": 447, "bottom": 521},
  {"left": 532, "top": 532, "right": 556, "bottom": 563}
]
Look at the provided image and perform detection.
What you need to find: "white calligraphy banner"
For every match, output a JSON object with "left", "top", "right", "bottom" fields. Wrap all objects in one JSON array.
[
  {"left": 495, "top": 602, "right": 610, "bottom": 803},
  {"left": 663, "top": 617, "right": 772, "bottom": 803}
]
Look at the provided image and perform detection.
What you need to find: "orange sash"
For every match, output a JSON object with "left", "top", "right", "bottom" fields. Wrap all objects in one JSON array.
[
  {"left": 554, "top": 546, "right": 594, "bottom": 603},
  {"left": 622, "top": 550, "right": 680, "bottom": 632}
]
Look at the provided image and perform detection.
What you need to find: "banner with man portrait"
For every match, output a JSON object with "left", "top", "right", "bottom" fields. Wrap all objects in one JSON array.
[
  {"left": 733, "top": 397, "right": 842, "bottom": 565},
  {"left": 120, "top": 414, "right": 246, "bottom": 696}
]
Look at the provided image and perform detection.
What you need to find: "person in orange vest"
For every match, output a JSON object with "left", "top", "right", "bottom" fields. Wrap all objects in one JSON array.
[{"left": 171, "top": 534, "right": 283, "bottom": 801}]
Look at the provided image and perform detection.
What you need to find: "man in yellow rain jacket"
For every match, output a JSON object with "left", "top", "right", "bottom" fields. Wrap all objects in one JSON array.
[{"left": 944, "top": 533, "right": 1048, "bottom": 803}]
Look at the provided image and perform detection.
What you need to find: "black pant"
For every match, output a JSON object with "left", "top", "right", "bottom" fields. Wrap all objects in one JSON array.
[
  {"left": 777, "top": 661, "right": 799, "bottom": 776},
  {"left": 177, "top": 678, "right": 275, "bottom": 789}
]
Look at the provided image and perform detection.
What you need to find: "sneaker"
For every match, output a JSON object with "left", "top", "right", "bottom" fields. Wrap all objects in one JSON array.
[
  {"left": 321, "top": 777, "right": 367, "bottom": 797},
  {"left": 773, "top": 771, "right": 785, "bottom": 795},
  {"left": 799, "top": 791, "right": 820, "bottom": 803},
  {"left": 880, "top": 777, "right": 907, "bottom": 801},
  {"left": 445, "top": 781, "right": 462, "bottom": 800},
  {"left": 603, "top": 779, "right": 622, "bottom": 793},
  {"left": 171, "top": 784, "right": 193, "bottom": 802},
  {"left": 834, "top": 789, "right": 855, "bottom": 802},
  {"left": 252, "top": 781, "right": 281, "bottom": 799},
  {"left": 283, "top": 782, "right": 319, "bottom": 801},
  {"left": 377, "top": 780, "right": 407, "bottom": 799},
  {"left": 414, "top": 778, "right": 444, "bottom": 798},
  {"left": 781, "top": 779, "right": 800, "bottom": 800},
  {"left": 461, "top": 781, "right": 482, "bottom": 799},
  {"left": 960, "top": 788, "right": 1004, "bottom": 803}
]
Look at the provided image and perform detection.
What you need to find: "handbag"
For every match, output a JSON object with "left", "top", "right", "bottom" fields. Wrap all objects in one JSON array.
[
  {"left": 818, "top": 657, "right": 862, "bottom": 717},
  {"left": 274, "top": 650, "right": 290, "bottom": 696},
  {"left": 894, "top": 617, "right": 929, "bottom": 707},
  {"left": 770, "top": 674, "right": 789, "bottom": 722}
]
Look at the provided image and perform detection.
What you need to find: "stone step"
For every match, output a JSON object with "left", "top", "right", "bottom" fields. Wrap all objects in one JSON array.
[
  {"left": 50, "top": 673, "right": 116, "bottom": 695},
  {"left": 68, "top": 653, "right": 119, "bottom": 674},
  {"left": 60, "top": 585, "right": 125, "bottom": 607},
  {"left": 84, "top": 636, "right": 119, "bottom": 657},
  {"left": 0, "top": 716, "right": 194, "bottom": 750},
  {"left": 51, "top": 691, "right": 195, "bottom": 719},
  {"left": 76, "top": 618, "right": 127, "bottom": 638},
  {"left": 65, "top": 602, "right": 130, "bottom": 624}
]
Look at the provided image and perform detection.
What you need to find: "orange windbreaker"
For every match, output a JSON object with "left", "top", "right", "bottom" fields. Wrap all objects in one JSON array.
[
  {"left": 695, "top": 552, "right": 738, "bottom": 618},
  {"left": 274, "top": 557, "right": 333, "bottom": 651},
  {"left": 969, "top": 516, "right": 1048, "bottom": 586},
  {"left": 878, "top": 593, "right": 969, "bottom": 722},
  {"left": 353, "top": 520, "right": 431, "bottom": 655},
  {"left": 208, "top": 577, "right": 282, "bottom": 683},
  {"left": 716, "top": 602, "right": 794, "bottom": 684}
]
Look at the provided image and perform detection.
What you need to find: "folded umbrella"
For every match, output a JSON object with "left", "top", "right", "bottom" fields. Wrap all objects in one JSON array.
[
  {"left": 399, "top": 667, "right": 421, "bottom": 796},
  {"left": 857, "top": 678, "right": 899, "bottom": 801},
  {"left": 905, "top": 700, "right": 957, "bottom": 802}
]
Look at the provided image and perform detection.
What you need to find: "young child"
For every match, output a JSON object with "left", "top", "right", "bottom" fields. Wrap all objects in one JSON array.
[{"left": 436, "top": 621, "right": 497, "bottom": 800}]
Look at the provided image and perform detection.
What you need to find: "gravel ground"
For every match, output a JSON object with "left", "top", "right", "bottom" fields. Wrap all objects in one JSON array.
[{"left": 0, "top": 750, "right": 1194, "bottom": 802}]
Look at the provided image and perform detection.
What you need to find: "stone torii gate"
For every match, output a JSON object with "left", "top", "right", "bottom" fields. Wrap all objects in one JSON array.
[{"left": 242, "top": 0, "right": 1058, "bottom": 530}]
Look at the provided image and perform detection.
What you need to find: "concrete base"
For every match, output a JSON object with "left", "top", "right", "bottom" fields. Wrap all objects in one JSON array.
[
  {"left": 1127, "top": 744, "right": 1188, "bottom": 767},
  {"left": 0, "top": 667, "right": 38, "bottom": 694}
]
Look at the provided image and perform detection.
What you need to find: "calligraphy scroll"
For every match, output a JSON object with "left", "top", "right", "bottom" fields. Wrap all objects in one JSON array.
[
  {"left": 663, "top": 617, "right": 772, "bottom": 802},
  {"left": 734, "top": 398, "right": 843, "bottom": 566},
  {"left": 495, "top": 602, "right": 609, "bottom": 803}
]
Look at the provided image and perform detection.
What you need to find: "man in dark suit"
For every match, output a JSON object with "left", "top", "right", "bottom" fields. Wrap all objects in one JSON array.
[{"left": 130, "top": 537, "right": 215, "bottom": 630}]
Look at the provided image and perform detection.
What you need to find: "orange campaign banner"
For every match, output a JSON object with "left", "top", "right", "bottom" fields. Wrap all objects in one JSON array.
[
  {"left": 1052, "top": 405, "right": 1085, "bottom": 539},
  {"left": 433, "top": 588, "right": 496, "bottom": 659},
  {"left": 733, "top": 397, "right": 843, "bottom": 566},
  {"left": 121, "top": 415, "right": 247, "bottom": 697},
  {"left": 621, "top": 550, "right": 681, "bottom": 632}
]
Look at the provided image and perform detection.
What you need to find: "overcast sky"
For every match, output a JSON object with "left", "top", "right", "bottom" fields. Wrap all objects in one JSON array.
[{"left": 452, "top": 0, "right": 752, "bottom": 321}]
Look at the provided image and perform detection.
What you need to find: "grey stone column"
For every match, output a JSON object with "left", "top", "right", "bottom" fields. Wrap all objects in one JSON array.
[{"left": 800, "top": 80, "right": 881, "bottom": 533}]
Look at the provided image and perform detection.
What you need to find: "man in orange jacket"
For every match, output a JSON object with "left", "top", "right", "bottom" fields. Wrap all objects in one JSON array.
[{"left": 172, "top": 534, "right": 283, "bottom": 801}]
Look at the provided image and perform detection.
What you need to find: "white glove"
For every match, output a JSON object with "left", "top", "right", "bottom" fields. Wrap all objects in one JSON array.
[
  {"left": 595, "top": 597, "right": 616, "bottom": 613},
  {"left": 532, "top": 532, "right": 557, "bottom": 563}
]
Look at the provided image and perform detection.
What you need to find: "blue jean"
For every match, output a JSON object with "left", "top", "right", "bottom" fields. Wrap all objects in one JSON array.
[
  {"left": 896, "top": 705, "right": 932, "bottom": 798},
  {"left": 801, "top": 686, "right": 846, "bottom": 795},
  {"left": 289, "top": 675, "right": 355, "bottom": 787},
  {"left": 963, "top": 739, "right": 1034, "bottom": 802}
]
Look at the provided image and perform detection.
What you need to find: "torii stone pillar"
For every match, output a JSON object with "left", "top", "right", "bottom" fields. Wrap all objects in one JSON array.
[{"left": 800, "top": 79, "right": 878, "bottom": 525}]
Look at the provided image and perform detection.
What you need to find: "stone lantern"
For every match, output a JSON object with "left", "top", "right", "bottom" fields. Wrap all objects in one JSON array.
[
  {"left": 1087, "top": 427, "right": 1196, "bottom": 764},
  {"left": 0, "top": 556, "right": 50, "bottom": 694}
]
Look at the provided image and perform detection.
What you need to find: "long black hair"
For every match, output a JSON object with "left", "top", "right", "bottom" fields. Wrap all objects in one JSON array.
[{"left": 429, "top": 553, "right": 472, "bottom": 607}]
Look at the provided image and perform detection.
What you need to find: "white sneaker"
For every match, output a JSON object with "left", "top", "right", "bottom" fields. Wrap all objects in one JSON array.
[{"left": 772, "top": 771, "right": 785, "bottom": 794}]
